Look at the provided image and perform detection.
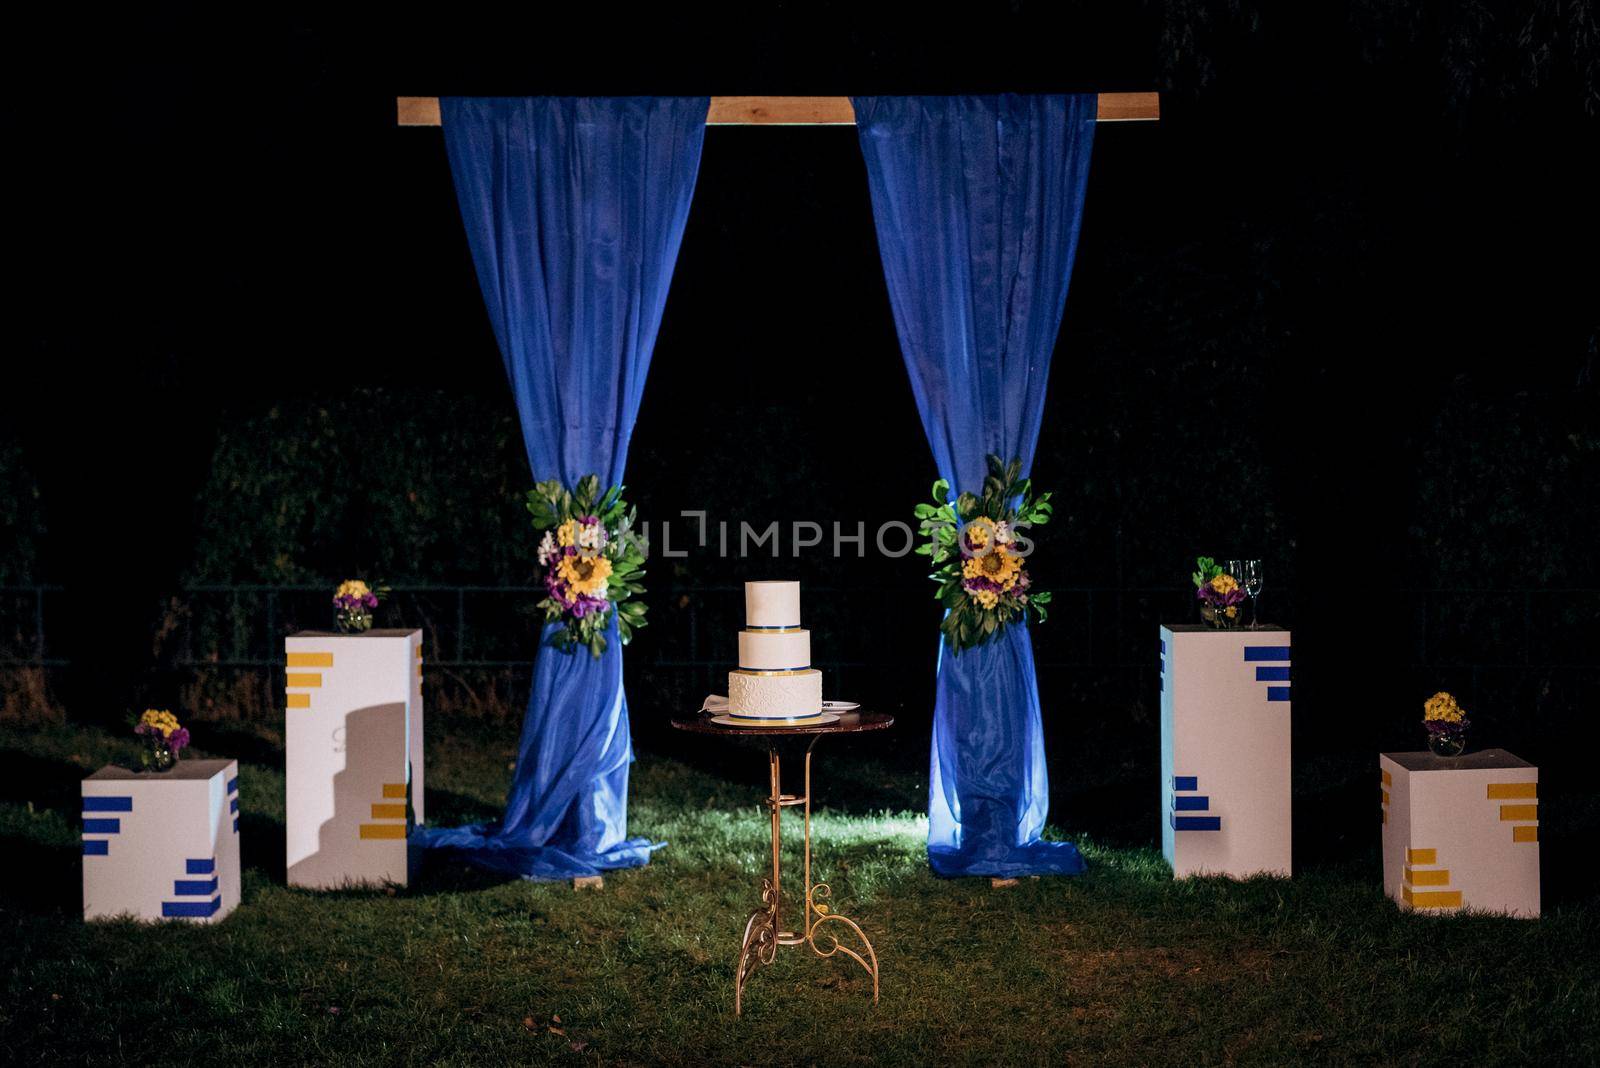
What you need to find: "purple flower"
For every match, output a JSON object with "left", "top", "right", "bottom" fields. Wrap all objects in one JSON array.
[
  {"left": 1425, "top": 718, "right": 1469, "bottom": 736},
  {"left": 363, "top": 594, "right": 378, "bottom": 608},
  {"left": 1196, "top": 584, "right": 1245, "bottom": 608},
  {"left": 569, "top": 594, "right": 609, "bottom": 619},
  {"left": 167, "top": 727, "right": 191, "bottom": 753},
  {"left": 544, "top": 568, "right": 576, "bottom": 610}
]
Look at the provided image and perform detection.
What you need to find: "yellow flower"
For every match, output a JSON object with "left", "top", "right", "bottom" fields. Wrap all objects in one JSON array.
[
  {"left": 962, "top": 546, "right": 1022, "bottom": 587},
  {"left": 557, "top": 553, "right": 613, "bottom": 596},
  {"left": 965, "top": 518, "right": 995, "bottom": 549},
  {"left": 556, "top": 519, "right": 577, "bottom": 548},
  {"left": 140, "top": 708, "right": 180, "bottom": 738},
  {"left": 1424, "top": 691, "right": 1464, "bottom": 723},
  {"left": 336, "top": 579, "right": 371, "bottom": 600},
  {"left": 971, "top": 587, "right": 1000, "bottom": 610},
  {"left": 1210, "top": 573, "right": 1240, "bottom": 595},
  {"left": 1224, "top": 605, "right": 1238, "bottom": 618}
]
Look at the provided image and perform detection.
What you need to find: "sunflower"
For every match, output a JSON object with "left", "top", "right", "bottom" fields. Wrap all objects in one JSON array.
[
  {"left": 557, "top": 553, "right": 613, "bottom": 597},
  {"left": 962, "top": 546, "right": 1022, "bottom": 588}
]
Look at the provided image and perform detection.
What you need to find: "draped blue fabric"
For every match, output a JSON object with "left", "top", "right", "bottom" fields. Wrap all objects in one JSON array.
[
  {"left": 853, "top": 95, "right": 1095, "bottom": 878},
  {"left": 417, "top": 97, "right": 708, "bottom": 879}
]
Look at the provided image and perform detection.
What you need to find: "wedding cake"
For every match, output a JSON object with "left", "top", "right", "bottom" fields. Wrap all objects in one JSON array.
[{"left": 723, "top": 581, "right": 832, "bottom": 726}]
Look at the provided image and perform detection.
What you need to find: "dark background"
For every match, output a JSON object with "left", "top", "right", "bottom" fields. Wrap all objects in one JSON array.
[{"left": 4, "top": 4, "right": 1598, "bottom": 846}]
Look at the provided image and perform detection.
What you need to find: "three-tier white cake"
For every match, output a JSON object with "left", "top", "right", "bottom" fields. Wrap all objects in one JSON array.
[{"left": 722, "top": 581, "right": 834, "bottom": 726}]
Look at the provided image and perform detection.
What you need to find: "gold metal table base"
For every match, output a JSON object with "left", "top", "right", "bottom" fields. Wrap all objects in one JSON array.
[{"left": 734, "top": 741, "right": 880, "bottom": 1015}]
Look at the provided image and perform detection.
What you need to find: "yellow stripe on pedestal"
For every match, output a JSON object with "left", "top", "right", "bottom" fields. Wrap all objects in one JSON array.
[
  {"left": 1402, "top": 886, "right": 1462, "bottom": 909},
  {"left": 287, "top": 651, "right": 334, "bottom": 667},
  {"left": 1405, "top": 867, "right": 1451, "bottom": 886},
  {"left": 381, "top": 783, "right": 407, "bottom": 799},
  {"left": 1381, "top": 789, "right": 1389, "bottom": 805},
  {"left": 1488, "top": 782, "right": 1537, "bottom": 799},
  {"left": 286, "top": 693, "right": 310, "bottom": 709},
  {"left": 359, "top": 824, "right": 406, "bottom": 840},
  {"left": 1500, "top": 804, "right": 1538, "bottom": 821},
  {"left": 1381, "top": 769, "right": 1392, "bottom": 786},
  {"left": 1513, "top": 825, "right": 1538, "bottom": 843},
  {"left": 371, "top": 803, "right": 405, "bottom": 819},
  {"left": 1406, "top": 848, "right": 1436, "bottom": 865},
  {"left": 285, "top": 673, "right": 322, "bottom": 688}
]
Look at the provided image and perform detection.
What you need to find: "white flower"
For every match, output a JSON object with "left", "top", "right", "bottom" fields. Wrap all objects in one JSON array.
[
  {"left": 576, "top": 521, "right": 606, "bottom": 551},
  {"left": 994, "top": 520, "right": 1014, "bottom": 545},
  {"left": 537, "top": 531, "right": 557, "bottom": 567}
]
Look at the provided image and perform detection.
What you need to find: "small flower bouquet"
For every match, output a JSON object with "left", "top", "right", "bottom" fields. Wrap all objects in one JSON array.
[
  {"left": 333, "top": 579, "right": 388, "bottom": 633},
  {"left": 132, "top": 708, "right": 190, "bottom": 772},
  {"left": 915, "top": 454, "right": 1052, "bottom": 655},
  {"left": 1424, "top": 691, "right": 1470, "bottom": 757},
  {"left": 1192, "top": 557, "right": 1245, "bottom": 629},
  {"left": 527, "top": 474, "right": 647, "bottom": 658}
]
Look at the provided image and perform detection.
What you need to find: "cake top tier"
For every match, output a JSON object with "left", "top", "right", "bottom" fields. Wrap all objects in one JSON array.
[{"left": 745, "top": 581, "right": 801, "bottom": 629}]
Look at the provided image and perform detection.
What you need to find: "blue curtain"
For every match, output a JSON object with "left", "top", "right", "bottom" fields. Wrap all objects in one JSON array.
[
  {"left": 417, "top": 97, "right": 708, "bottom": 880},
  {"left": 854, "top": 95, "right": 1095, "bottom": 878}
]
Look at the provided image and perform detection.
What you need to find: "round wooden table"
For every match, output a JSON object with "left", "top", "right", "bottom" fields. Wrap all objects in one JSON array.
[{"left": 670, "top": 711, "right": 894, "bottom": 1015}]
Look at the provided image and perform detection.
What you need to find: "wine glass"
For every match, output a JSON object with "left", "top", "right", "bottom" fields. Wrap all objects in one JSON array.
[
  {"left": 1224, "top": 560, "right": 1244, "bottom": 627},
  {"left": 1241, "top": 559, "right": 1264, "bottom": 628}
]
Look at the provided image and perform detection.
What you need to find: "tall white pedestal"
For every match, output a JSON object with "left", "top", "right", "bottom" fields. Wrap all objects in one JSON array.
[
  {"left": 1380, "top": 749, "right": 1539, "bottom": 918},
  {"left": 1159, "top": 624, "right": 1292, "bottom": 878},
  {"left": 285, "top": 629, "right": 423, "bottom": 888},
  {"left": 82, "top": 758, "right": 241, "bottom": 922}
]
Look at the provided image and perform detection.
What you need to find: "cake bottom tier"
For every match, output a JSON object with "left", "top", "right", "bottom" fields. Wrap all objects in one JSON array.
[{"left": 727, "top": 669, "right": 823, "bottom": 720}]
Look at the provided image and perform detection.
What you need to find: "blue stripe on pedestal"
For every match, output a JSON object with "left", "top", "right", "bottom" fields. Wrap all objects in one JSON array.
[
  {"left": 82, "top": 818, "right": 121, "bottom": 834},
  {"left": 1255, "top": 665, "right": 1290, "bottom": 681},
  {"left": 161, "top": 896, "right": 221, "bottom": 918},
  {"left": 233, "top": 817, "right": 239, "bottom": 833},
  {"left": 82, "top": 839, "right": 108, "bottom": 856},
  {"left": 1267, "top": 687, "right": 1291, "bottom": 702},
  {"left": 186, "top": 858, "right": 215, "bottom": 874},
  {"left": 174, "top": 877, "right": 219, "bottom": 896},
  {"left": 230, "top": 797, "right": 239, "bottom": 813},
  {"left": 82, "top": 796, "right": 133, "bottom": 812},
  {"left": 1171, "top": 774, "right": 1220, "bottom": 831},
  {"left": 1243, "top": 646, "right": 1291, "bottom": 661}
]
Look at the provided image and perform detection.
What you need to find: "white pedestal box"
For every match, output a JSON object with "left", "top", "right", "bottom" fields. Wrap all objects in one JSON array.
[
  {"left": 1380, "top": 749, "right": 1539, "bottom": 918},
  {"left": 285, "top": 629, "right": 424, "bottom": 888},
  {"left": 81, "top": 759, "right": 241, "bottom": 923},
  {"left": 1159, "top": 624, "right": 1292, "bottom": 879}
]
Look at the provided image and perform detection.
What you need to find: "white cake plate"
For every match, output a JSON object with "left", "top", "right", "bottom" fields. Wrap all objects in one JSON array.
[{"left": 709, "top": 712, "right": 841, "bottom": 729}]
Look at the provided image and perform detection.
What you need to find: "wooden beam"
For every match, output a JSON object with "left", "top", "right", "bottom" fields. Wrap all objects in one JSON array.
[{"left": 396, "top": 93, "right": 1158, "bottom": 127}]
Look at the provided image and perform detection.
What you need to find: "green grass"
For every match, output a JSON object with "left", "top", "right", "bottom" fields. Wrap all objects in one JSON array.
[{"left": 2, "top": 723, "right": 1598, "bottom": 1066}]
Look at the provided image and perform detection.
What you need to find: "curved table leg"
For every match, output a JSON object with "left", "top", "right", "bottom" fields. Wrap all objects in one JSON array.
[
  {"left": 734, "top": 878, "right": 779, "bottom": 1015},
  {"left": 735, "top": 740, "right": 881, "bottom": 1014}
]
